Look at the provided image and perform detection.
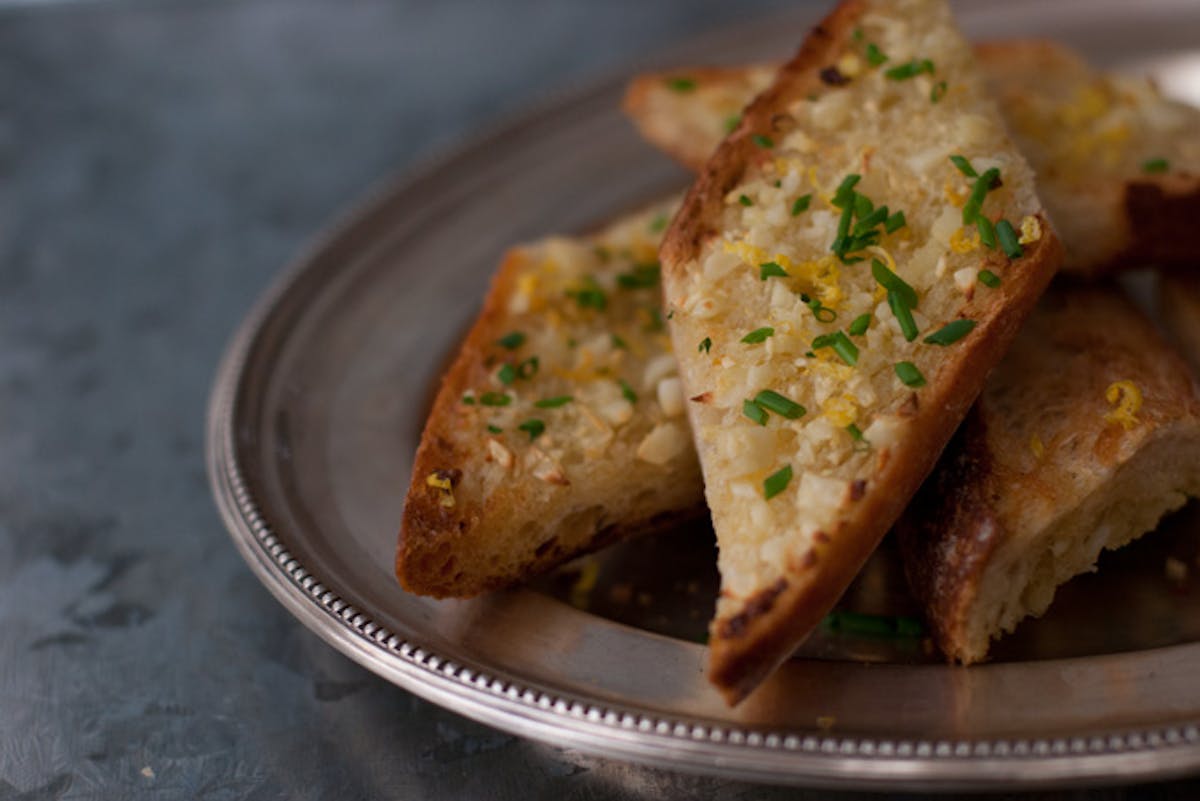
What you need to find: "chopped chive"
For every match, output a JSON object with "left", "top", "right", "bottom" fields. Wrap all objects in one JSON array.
[
  {"left": 699, "top": 336, "right": 712, "bottom": 354},
  {"left": 462, "top": 394, "right": 477, "bottom": 405},
  {"left": 884, "top": 210, "right": 907, "bottom": 233},
  {"left": 479, "top": 392, "right": 511, "bottom": 407},
  {"left": 996, "top": 219, "right": 1022, "bottom": 258},
  {"left": 774, "top": 179, "right": 782, "bottom": 188},
  {"left": 812, "top": 331, "right": 858, "bottom": 365},
  {"left": 752, "top": 133, "right": 775, "bottom": 149},
  {"left": 832, "top": 203, "right": 855, "bottom": 257},
  {"left": 617, "top": 263, "right": 661, "bottom": 289},
  {"left": 496, "top": 331, "right": 526, "bottom": 350},
  {"left": 792, "top": 194, "right": 812, "bottom": 216},
  {"left": 618, "top": 379, "right": 637, "bottom": 404},
  {"left": 742, "top": 327, "right": 775, "bottom": 344},
  {"left": 724, "top": 113, "right": 741, "bottom": 133},
  {"left": 978, "top": 269, "right": 1002, "bottom": 288},
  {"left": 805, "top": 298, "right": 837, "bottom": 323},
  {"left": 823, "top": 610, "right": 924, "bottom": 638},
  {"left": 846, "top": 423, "right": 865, "bottom": 441},
  {"left": 763, "top": 465, "right": 793, "bottom": 500},
  {"left": 894, "top": 361, "right": 926, "bottom": 387},
  {"left": 865, "top": 42, "right": 888, "bottom": 66},
  {"left": 759, "top": 261, "right": 789, "bottom": 280},
  {"left": 930, "top": 80, "right": 947, "bottom": 103},
  {"left": 852, "top": 27, "right": 864, "bottom": 41},
  {"left": 871, "top": 259, "right": 918, "bottom": 309},
  {"left": 848, "top": 313, "right": 871, "bottom": 336},
  {"left": 566, "top": 278, "right": 608, "bottom": 311},
  {"left": 976, "top": 215, "right": 996, "bottom": 249},
  {"left": 611, "top": 333, "right": 628, "bottom": 350},
  {"left": 517, "top": 419, "right": 545, "bottom": 440},
  {"left": 949, "top": 155, "right": 977, "bottom": 178},
  {"left": 534, "top": 395, "right": 573, "bottom": 408},
  {"left": 497, "top": 363, "right": 517, "bottom": 386},
  {"left": 738, "top": 194, "right": 753, "bottom": 207},
  {"left": 853, "top": 192, "right": 874, "bottom": 219},
  {"left": 644, "top": 307, "right": 664, "bottom": 332},
  {"left": 516, "top": 356, "right": 539, "bottom": 380},
  {"left": 649, "top": 213, "right": 668, "bottom": 233},
  {"left": 832, "top": 174, "right": 862, "bottom": 208},
  {"left": 962, "top": 167, "right": 1000, "bottom": 224},
  {"left": 885, "top": 58, "right": 935, "bottom": 81},
  {"left": 1142, "top": 157, "right": 1170, "bottom": 174},
  {"left": 754, "top": 390, "right": 806, "bottom": 419},
  {"left": 665, "top": 76, "right": 696, "bottom": 93},
  {"left": 853, "top": 205, "right": 889, "bottom": 236},
  {"left": 887, "top": 290, "right": 919, "bottom": 342},
  {"left": 924, "top": 319, "right": 976, "bottom": 346},
  {"left": 486, "top": 424, "right": 502, "bottom": 434},
  {"left": 742, "top": 399, "right": 769, "bottom": 426}
]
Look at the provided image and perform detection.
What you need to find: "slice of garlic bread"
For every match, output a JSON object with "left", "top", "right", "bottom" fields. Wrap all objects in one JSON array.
[
  {"left": 625, "top": 40, "right": 1200, "bottom": 276},
  {"left": 397, "top": 200, "right": 703, "bottom": 598},
  {"left": 899, "top": 286, "right": 1200, "bottom": 664},
  {"left": 660, "top": 0, "right": 1063, "bottom": 703}
]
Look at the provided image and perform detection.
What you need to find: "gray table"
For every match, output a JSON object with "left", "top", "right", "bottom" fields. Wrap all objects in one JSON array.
[{"left": 2, "top": 1, "right": 1197, "bottom": 798}]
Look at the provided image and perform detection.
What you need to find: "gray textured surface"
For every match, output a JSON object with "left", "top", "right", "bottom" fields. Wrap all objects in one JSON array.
[{"left": 1, "top": 0, "right": 1198, "bottom": 799}]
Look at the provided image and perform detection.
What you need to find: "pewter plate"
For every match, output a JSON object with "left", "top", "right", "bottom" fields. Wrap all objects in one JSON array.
[{"left": 207, "top": 1, "right": 1200, "bottom": 790}]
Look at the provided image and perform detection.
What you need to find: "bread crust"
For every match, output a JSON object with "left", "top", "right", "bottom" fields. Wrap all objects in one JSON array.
[
  {"left": 900, "top": 286, "right": 1200, "bottom": 663},
  {"left": 661, "top": 0, "right": 1063, "bottom": 703}
]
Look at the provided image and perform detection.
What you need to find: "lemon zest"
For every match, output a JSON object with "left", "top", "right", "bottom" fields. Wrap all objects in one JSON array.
[
  {"left": 425, "top": 472, "right": 456, "bottom": 508},
  {"left": 1104, "top": 380, "right": 1143, "bottom": 430},
  {"left": 1018, "top": 215, "right": 1042, "bottom": 245},
  {"left": 950, "top": 226, "right": 981, "bottom": 254},
  {"left": 1029, "top": 434, "right": 1045, "bottom": 460}
]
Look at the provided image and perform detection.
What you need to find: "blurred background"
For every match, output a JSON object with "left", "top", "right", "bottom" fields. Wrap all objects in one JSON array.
[{"left": 2, "top": 0, "right": 1199, "bottom": 799}]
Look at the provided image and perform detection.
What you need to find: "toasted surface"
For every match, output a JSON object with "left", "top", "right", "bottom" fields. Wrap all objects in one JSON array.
[
  {"left": 625, "top": 40, "right": 1200, "bottom": 276},
  {"left": 899, "top": 286, "right": 1200, "bottom": 664},
  {"left": 1159, "top": 271, "right": 1200, "bottom": 377},
  {"left": 660, "top": 0, "right": 1062, "bottom": 703},
  {"left": 397, "top": 201, "right": 703, "bottom": 598}
]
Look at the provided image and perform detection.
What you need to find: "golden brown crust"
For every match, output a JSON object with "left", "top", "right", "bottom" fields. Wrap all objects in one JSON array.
[
  {"left": 899, "top": 285, "right": 1200, "bottom": 662},
  {"left": 659, "top": 0, "right": 1064, "bottom": 704}
]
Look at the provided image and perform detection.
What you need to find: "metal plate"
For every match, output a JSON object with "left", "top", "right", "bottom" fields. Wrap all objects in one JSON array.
[{"left": 207, "top": 1, "right": 1200, "bottom": 790}]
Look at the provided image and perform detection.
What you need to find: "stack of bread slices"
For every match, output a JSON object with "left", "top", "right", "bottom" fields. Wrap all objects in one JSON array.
[{"left": 398, "top": 0, "right": 1200, "bottom": 704}]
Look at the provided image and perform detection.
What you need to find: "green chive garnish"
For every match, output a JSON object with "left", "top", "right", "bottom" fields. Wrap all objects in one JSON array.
[
  {"left": 534, "top": 396, "right": 573, "bottom": 409},
  {"left": 649, "top": 213, "right": 668, "bottom": 233},
  {"left": 754, "top": 390, "right": 806, "bottom": 419},
  {"left": 462, "top": 394, "right": 477, "bottom": 405},
  {"left": 848, "top": 313, "right": 871, "bottom": 336},
  {"left": 760, "top": 261, "right": 789, "bottom": 280},
  {"left": 865, "top": 42, "right": 888, "bottom": 66},
  {"left": 884, "top": 210, "right": 907, "bottom": 233},
  {"left": 888, "top": 291, "right": 919, "bottom": 342},
  {"left": 792, "top": 194, "right": 812, "bottom": 216},
  {"left": 517, "top": 419, "right": 545, "bottom": 440},
  {"left": 666, "top": 76, "right": 696, "bottom": 93},
  {"left": 743, "top": 399, "right": 769, "bottom": 426},
  {"left": 823, "top": 610, "right": 924, "bottom": 637},
  {"left": 812, "top": 331, "right": 858, "bottom": 365},
  {"left": 976, "top": 215, "right": 996, "bottom": 249},
  {"left": 566, "top": 279, "right": 608, "bottom": 311},
  {"left": 479, "top": 392, "right": 511, "bottom": 407},
  {"left": 738, "top": 194, "right": 753, "bottom": 207},
  {"left": 852, "top": 27, "right": 864, "bottom": 41},
  {"left": 1142, "top": 157, "right": 1170, "bottom": 174},
  {"left": 924, "top": 319, "right": 976, "bottom": 346},
  {"left": 619, "top": 379, "right": 638, "bottom": 404},
  {"left": 806, "top": 298, "right": 837, "bottom": 323},
  {"left": 724, "top": 114, "right": 741, "bottom": 133},
  {"left": 962, "top": 167, "right": 1000, "bottom": 224},
  {"left": 832, "top": 174, "right": 862, "bottom": 208},
  {"left": 742, "top": 327, "right": 775, "bottom": 344},
  {"left": 516, "top": 357, "right": 539, "bottom": 380},
  {"left": 853, "top": 205, "right": 889, "bottom": 236},
  {"left": 895, "top": 361, "right": 926, "bottom": 387},
  {"left": 497, "top": 363, "right": 516, "bottom": 386},
  {"left": 996, "top": 219, "right": 1022, "bottom": 258},
  {"left": 617, "top": 263, "right": 660, "bottom": 289},
  {"left": 497, "top": 331, "right": 526, "bottom": 350},
  {"left": 752, "top": 133, "right": 774, "bottom": 149},
  {"left": 871, "top": 259, "right": 918, "bottom": 309},
  {"left": 486, "top": 424, "right": 502, "bottom": 434},
  {"left": 763, "top": 465, "right": 793, "bottom": 500},
  {"left": 699, "top": 337, "right": 712, "bottom": 354},
  {"left": 930, "top": 80, "right": 947, "bottom": 103},
  {"left": 885, "top": 58, "right": 934, "bottom": 81},
  {"left": 846, "top": 423, "right": 866, "bottom": 441},
  {"left": 978, "top": 270, "right": 1002, "bottom": 288},
  {"left": 949, "top": 155, "right": 977, "bottom": 178},
  {"left": 611, "top": 333, "right": 628, "bottom": 350}
]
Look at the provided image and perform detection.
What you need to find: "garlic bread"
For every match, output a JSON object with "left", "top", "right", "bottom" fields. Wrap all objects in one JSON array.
[
  {"left": 899, "top": 286, "right": 1200, "bottom": 664},
  {"left": 1159, "top": 271, "right": 1200, "bottom": 378},
  {"left": 660, "top": 0, "right": 1063, "bottom": 703},
  {"left": 625, "top": 40, "right": 1200, "bottom": 276},
  {"left": 397, "top": 201, "right": 703, "bottom": 598}
]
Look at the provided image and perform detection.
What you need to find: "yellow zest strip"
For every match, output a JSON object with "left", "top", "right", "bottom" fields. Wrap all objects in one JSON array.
[
  {"left": 1018, "top": 215, "right": 1042, "bottom": 245},
  {"left": 1104, "top": 380, "right": 1143, "bottom": 430},
  {"left": 1029, "top": 434, "right": 1045, "bottom": 460},
  {"left": 426, "top": 472, "right": 456, "bottom": 508},
  {"left": 950, "top": 226, "right": 981, "bottom": 254}
]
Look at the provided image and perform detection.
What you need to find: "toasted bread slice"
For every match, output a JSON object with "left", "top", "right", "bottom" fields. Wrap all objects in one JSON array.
[
  {"left": 625, "top": 41, "right": 1200, "bottom": 276},
  {"left": 660, "top": 0, "right": 1063, "bottom": 703},
  {"left": 899, "top": 286, "right": 1200, "bottom": 664},
  {"left": 397, "top": 201, "right": 704, "bottom": 598},
  {"left": 1160, "top": 271, "right": 1200, "bottom": 377}
]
